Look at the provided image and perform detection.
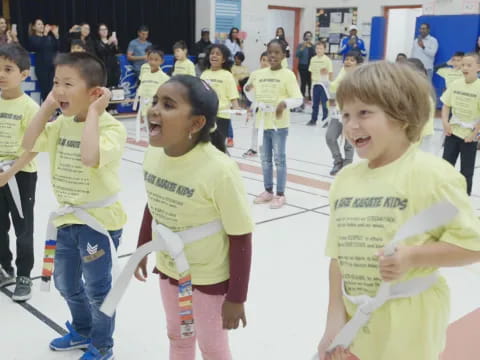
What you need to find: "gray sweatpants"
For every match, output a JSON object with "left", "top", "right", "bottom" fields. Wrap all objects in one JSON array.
[{"left": 325, "top": 117, "right": 354, "bottom": 164}]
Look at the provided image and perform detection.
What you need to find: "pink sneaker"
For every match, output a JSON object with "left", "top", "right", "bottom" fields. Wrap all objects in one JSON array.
[
  {"left": 254, "top": 191, "right": 274, "bottom": 204},
  {"left": 270, "top": 195, "right": 286, "bottom": 209}
]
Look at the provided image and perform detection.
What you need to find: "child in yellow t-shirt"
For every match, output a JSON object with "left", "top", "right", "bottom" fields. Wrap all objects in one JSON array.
[
  {"left": 200, "top": 44, "right": 240, "bottom": 146},
  {"left": 442, "top": 53, "right": 480, "bottom": 195},
  {"left": 23, "top": 52, "right": 127, "bottom": 359},
  {"left": 232, "top": 51, "right": 249, "bottom": 86},
  {"left": 326, "top": 52, "right": 362, "bottom": 176},
  {"left": 316, "top": 61, "right": 480, "bottom": 360},
  {"left": 172, "top": 40, "right": 196, "bottom": 77},
  {"left": 0, "top": 44, "right": 39, "bottom": 302},
  {"left": 436, "top": 51, "right": 464, "bottom": 89},
  {"left": 251, "top": 39, "right": 303, "bottom": 209},
  {"left": 242, "top": 51, "right": 270, "bottom": 158},
  {"left": 307, "top": 42, "right": 333, "bottom": 127},
  {"left": 134, "top": 75, "right": 254, "bottom": 359}
]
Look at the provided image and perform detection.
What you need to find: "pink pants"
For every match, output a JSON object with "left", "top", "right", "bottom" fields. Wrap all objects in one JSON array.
[{"left": 159, "top": 278, "right": 232, "bottom": 360}]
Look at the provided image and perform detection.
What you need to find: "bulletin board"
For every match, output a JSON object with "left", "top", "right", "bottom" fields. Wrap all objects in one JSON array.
[{"left": 315, "top": 7, "right": 358, "bottom": 59}]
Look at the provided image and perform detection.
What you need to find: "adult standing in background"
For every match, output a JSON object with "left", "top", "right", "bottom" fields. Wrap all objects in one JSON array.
[
  {"left": 275, "top": 27, "right": 290, "bottom": 67},
  {"left": 28, "top": 19, "right": 59, "bottom": 101},
  {"left": 0, "top": 17, "right": 18, "bottom": 45},
  {"left": 127, "top": 25, "right": 152, "bottom": 77},
  {"left": 95, "top": 23, "right": 120, "bottom": 88},
  {"left": 411, "top": 23, "right": 438, "bottom": 81},
  {"left": 193, "top": 27, "right": 212, "bottom": 73},
  {"left": 68, "top": 23, "right": 95, "bottom": 53},
  {"left": 296, "top": 31, "right": 315, "bottom": 102},
  {"left": 339, "top": 25, "right": 366, "bottom": 59},
  {"left": 225, "top": 27, "right": 243, "bottom": 60}
]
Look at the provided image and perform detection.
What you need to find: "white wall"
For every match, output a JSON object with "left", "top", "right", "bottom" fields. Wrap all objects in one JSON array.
[
  {"left": 198, "top": 0, "right": 467, "bottom": 70},
  {"left": 195, "top": 0, "right": 215, "bottom": 42},
  {"left": 385, "top": 7, "right": 423, "bottom": 62}
]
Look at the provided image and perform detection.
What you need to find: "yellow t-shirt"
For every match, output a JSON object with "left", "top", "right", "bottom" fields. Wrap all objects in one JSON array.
[
  {"left": 437, "top": 67, "right": 463, "bottom": 88},
  {"left": 251, "top": 67, "right": 302, "bottom": 129},
  {"left": 33, "top": 112, "right": 127, "bottom": 230},
  {"left": 326, "top": 146, "right": 480, "bottom": 360},
  {"left": 172, "top": 59, "right": 196, "bottom": 77},
  {"left": 140, "top": 63, "right": 150, "bottom": 78},
  {"left": 0, "top": 94, "right": 39, "bottom": 172},
  {"left": 231, "top": 64, "right": 250, "bottom": 85},
  {"left": 144, "top": 143, "right": 254, "bottom": 285},
  {"left": 420, "top": 98, "right": 436, "bottom": 138},
  {"left": 309, "top": 55, "right": 333, "bottom": 84},
  {"left": 329, "top": 67, "right": 346, "bottom": 95},
  {"left": 200, "top": 69, "right": 239, "bottom": 119},
  {"left": 137, "top": 69, "right": 170, "bottom": 100},
  {"left": 440, "top": 78, "right": 480, "bottom": 139}
]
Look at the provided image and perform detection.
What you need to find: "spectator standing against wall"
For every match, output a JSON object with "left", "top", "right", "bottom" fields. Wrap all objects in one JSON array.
[
  {"left": 296, "top": 31, "right": 315, "bottom": 104},
  {"left": 127, "top": 25, "right": 152, "bottom": 77},
  {"left": 95, "top": 23, "right": 120, "bottom": 88},
  {"left": 411, "top": 23, "right": 439, "bottom": 81},
  {"left": 338, "top": 25, "right": 366, "bottom": 59}
]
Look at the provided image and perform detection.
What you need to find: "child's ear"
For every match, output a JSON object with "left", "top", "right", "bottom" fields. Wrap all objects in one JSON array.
[
  {"left": 90, "top": 86, "right": 103, "bottom": 98},
  {"left": 20, "top": 69, "right": 30, "bottom": 81},
  {"left": 191, "top": 115, "right": 207, "bottom": 134}
]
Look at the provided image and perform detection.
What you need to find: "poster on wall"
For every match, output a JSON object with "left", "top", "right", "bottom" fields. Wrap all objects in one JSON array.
[
  {"left": 315, "top": 7, "right": 358, "bottom": 59},
  {"left": 215, "top": 0, "right": 242, "bottom": 42},
  {"left": 462, "top": 0, "right": 480, "bottom": 14}
]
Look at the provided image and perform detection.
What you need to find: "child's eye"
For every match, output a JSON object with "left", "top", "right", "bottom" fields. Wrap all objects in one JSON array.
[
  {"left": 66, "top": 83, "right": 73, "bottom": 87},
  {"left": 163, "top": 101, "right": 174, "bottom": 109},
  {"left": 359, "top": 110, "right": 370, "bottom": 117}
]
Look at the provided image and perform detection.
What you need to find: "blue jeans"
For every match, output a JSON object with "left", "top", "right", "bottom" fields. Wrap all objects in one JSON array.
[
  {"left": 311, "top": 84, "right": 329, "bottom": 122},
  {"left": 53, "top": 225, "right": 122, "bottom": 350},
  {"left": 227, "top": 121, "right": 234, "bottom": 138},
  {"left": 261, "top": 128, "right": 288, "bottom": 194}
]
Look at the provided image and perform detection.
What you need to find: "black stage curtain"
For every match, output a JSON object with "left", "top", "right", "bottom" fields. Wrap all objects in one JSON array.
[{"left": 10, "top": 0, "right": 196, "bottom": 53}]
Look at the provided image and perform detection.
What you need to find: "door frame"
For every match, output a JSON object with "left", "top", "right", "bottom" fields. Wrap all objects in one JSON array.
[
  {"left": 267, "top": 5, "right": 301, "bottom": 75},
  {"left": 383, "top": 5, "right": 422, "bottom": 58}
]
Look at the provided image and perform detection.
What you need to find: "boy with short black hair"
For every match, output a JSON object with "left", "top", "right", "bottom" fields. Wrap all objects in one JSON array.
[
  {"left": 436, "top": 51, "right": 465, "bottom": 89},
  {"left": 442, "top": 52, "right": 480, "bottom": 195},
  {"left": 70, "top": 39, "right": 87, "bottom": 53},
  {"left": 23, "top": 52, "right": 127, "bottom": 360},
  {"left": 0, "top": 43, "right": 39, "bottom": 302},
  {"left": 172, "top": 40, "right": 196, "bottom": 76}
]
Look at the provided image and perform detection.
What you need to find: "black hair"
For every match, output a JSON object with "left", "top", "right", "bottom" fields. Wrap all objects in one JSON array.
[
  {"left": 396, "top": 53, "right": 407, "bottom": 59},
  {"left": 146, "top": 45, "right": 165, "bottom": 59},
  {"left": 345, "top": 51, "right": 364, "bottom": 64},
  {"left": 303, "top": 31, "right": 313, "bottom": 40},
  {"left": 234, "top": 51, "right": 245, "bottom": 62},
  {"left": 204, "top": 44, "right": 233, "bottom": 71},
  {"left": 166, "top": 75, "right": 225, "bottom": 153},
  {"left": 407, "top": 57, "right": 427, "bottom": 76},
  {"left": 54, "top": 52, "right": 106, "bottom": 88},
  {"left": 138, "top": 25, "right": 149, "bottom": 33},
  {"left": 260, "top": 51, "right": 268, "bottom": 59},
  {"left": 70, "top": 39, "right": 86, "bottom": 51},
  {"left": 267, "top": 39, "right": 287, "bottom": 54},
  {"left": 420, "top": 23, "right": 430, "bottom": 30},
  {"left": 97, "top": 23, "right": 109, "bottom": 36},
  {"left": 173, "top": 40, "right": 188, "bottom": 52},
  {"left": 453, "top": 51, "right": 465, "bottom": 57},
  {"left": 228, "top": 27, "right": 241, "bottom": 46},
  {"left": 0, "top": 43, "right": 30, "bottom": 72},
  {"left": 276, "top": 27, "right": 286, "bottom": 40}
]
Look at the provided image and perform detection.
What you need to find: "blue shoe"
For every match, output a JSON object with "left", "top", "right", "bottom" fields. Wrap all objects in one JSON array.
[
  {"left": 79, "top": 344, "right": 114, "bottom": 360},
  {"left": 50, "top": 321, "right": 91, "bottom": 351}
]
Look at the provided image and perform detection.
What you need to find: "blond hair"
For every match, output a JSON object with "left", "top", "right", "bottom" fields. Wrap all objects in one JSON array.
[{"left": 336, "top": 61, "right": 434, "bottom": 143}]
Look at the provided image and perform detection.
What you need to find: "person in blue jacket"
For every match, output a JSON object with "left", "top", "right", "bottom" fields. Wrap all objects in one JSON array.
[{"left": 338, "top": 25, "right": 366, "bottom": 59}]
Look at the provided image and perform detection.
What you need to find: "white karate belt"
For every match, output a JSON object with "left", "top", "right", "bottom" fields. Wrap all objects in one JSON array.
[
  {"left": 133, "top": 95, "right": 151, "bottom": 142},
  {"left": 40, "top": 194, "right": 121, "bottom": 291},
  {"left": 100, "top": 219, "right": 223, "bottom": 317},
  {"left": 0, "top": 160, "right": 23, "bottom": 218},
  {"left": 255, "top": 102, "right": 277, "bottom": 147},
  {"left": 312, "top": 201, "right": 458, "bottom": 360},
  {"left": 449, "top": 116, "right": 477, "bottom": 130}
]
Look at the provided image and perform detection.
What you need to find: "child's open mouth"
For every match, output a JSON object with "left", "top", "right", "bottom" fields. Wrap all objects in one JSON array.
[
  {"left": 60, "top": 102, "right": 70, "bottom": 111},
  {"left": 354, "top": 135, "right": 371, "bottom": 147},
  {"left": 148, "top": 120, "right": 162, "bottom": 136}
]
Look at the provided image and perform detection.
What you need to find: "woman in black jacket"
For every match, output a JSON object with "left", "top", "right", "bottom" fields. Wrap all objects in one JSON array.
[
  {"left": 95, "top": 23, "right": 120, "bottom": 88},
  {"left": 28, "top": 19, "right": 59, "bottom": 101}
]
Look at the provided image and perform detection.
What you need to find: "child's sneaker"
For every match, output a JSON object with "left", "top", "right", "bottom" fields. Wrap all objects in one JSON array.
[
  {"left": 270, "top": 195, "right": 286, "bottom": 209},
  {"left": 242, "top": 149, "right": 257, "bottom": 158},
  {"left": 79, "top": 344, "right": 114, "bottom": 360},
  {"left": 50, "top": 322, "right": 91, "bottom": 351},
  {"left": 12, "top": 276, "right": 32, "bottom": 302},
  {"left": 226, "top": 138, "right": 234, "bottom": 148},
  {"left": 254, "top": 191, "right": 274, "bottom": 204},
  {"left": 0, "top": 267, "right": 15, "bottom": 288}
]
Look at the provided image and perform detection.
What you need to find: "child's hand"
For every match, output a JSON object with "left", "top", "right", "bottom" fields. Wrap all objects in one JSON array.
[
  {"left": 377, "top": 246, "right": 413, "bottom": 282},
  {"left": 321, "top": 68, "right": 329, "bottom": 75},
  {"left": 89, "top": 87, "right": 112, "bottom": 116},
  {"left": 276, "top": 101, "right": 286, "bottom": 119},
  {"left": 327, "top": 347, "right": 356, "bottom": 360},
  {"left": 317, "top": 335, "right": 333, "bottom": 360},
  {"left": 43, "top": 91, "right": 60, "bottom": 112},
  {"left": 443, "top": 123, "right": 452, "bottom": 136},
  {"left": 465, "top": 134, "right": 476, "bottom": 143},
  {"left": 222, "top": 301, "right": 247, "bottom": 330},
  {"left": 0, "top": 169, "right": 13, "bottom": 187},
  {"left": 134, "top": 256, "right": 148, "bottom": 282}
]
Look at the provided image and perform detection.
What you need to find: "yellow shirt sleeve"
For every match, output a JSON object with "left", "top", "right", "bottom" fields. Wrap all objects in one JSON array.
[
  {"left": 440, "top": 85, "right": 452, "bottom": 107},
  {"left": 98, "top": 115, "right": 127, "bottom": 169},
  {"left": 327, "top": 58, "right": 333, "bottom": 73},
  {"left": 286, "top": 70, "right": 303, "bottom": 99},
  {"left": 212, "top": 161, "right": 254, "bottom": 235},
  {"left": 32, "top": 117, "right": 62, "bottom": 153},
  {"left": 226, "top": 72, "right": 240, "bottom": 101},
  {"left": 325, "top": 180, "right": 339, "bottom": 258}
]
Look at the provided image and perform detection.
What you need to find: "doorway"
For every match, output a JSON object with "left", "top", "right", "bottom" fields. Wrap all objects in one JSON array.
[{"left": 384, "top": 5, "right": 423, "bottom": 61}]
